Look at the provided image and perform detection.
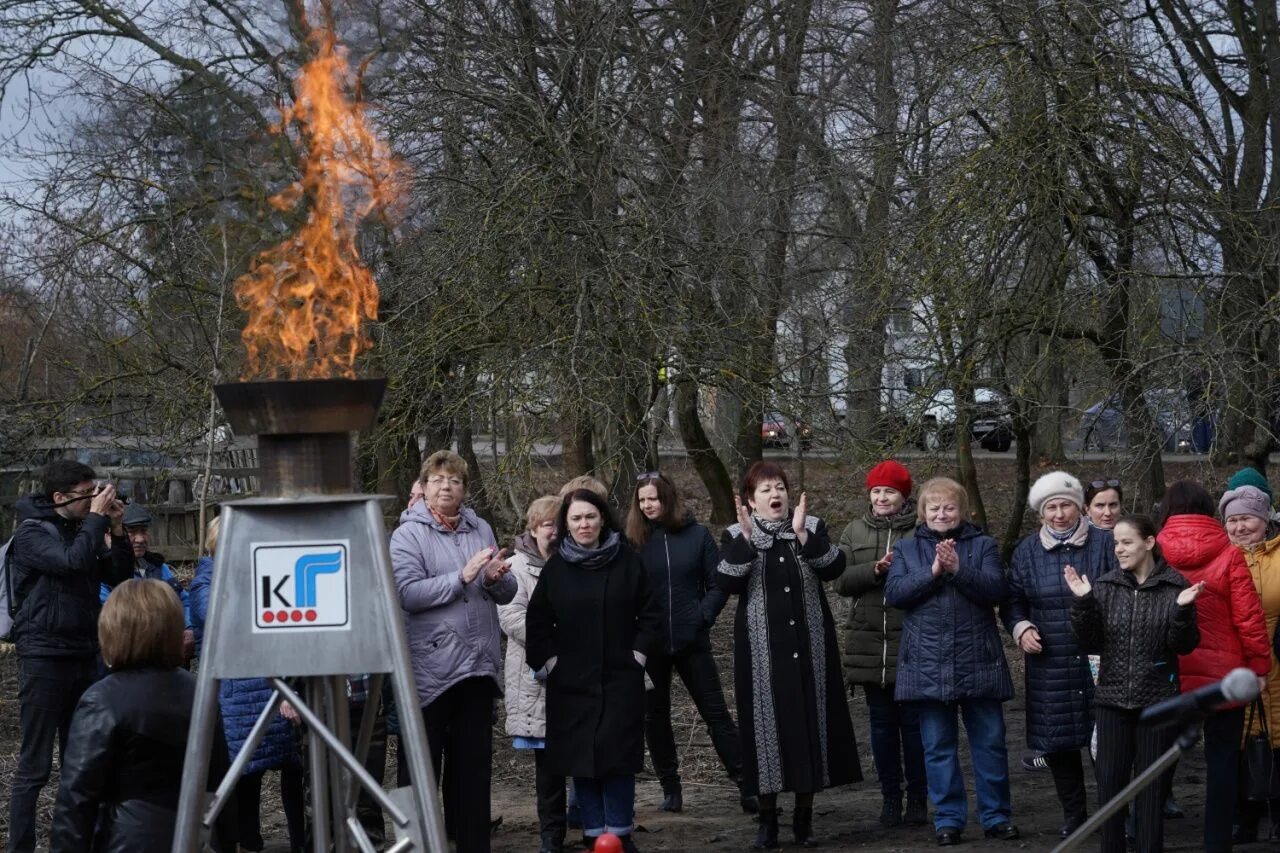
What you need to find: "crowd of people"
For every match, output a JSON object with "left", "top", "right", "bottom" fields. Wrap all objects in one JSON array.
[{"left": 8, "top": 453, "right": 1280, "bottom": 853}]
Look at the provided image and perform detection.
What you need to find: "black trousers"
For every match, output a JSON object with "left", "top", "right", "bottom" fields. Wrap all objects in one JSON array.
[
  {"left": 1203, "top": 706, "right": 1246, "bottom": 853},
  {"left": 235, "top": 763, "right": 306, "bottom": 850},
  {"left": 535, "top": 748, "right": 568, "bottom": 845},
  {"left": 7, "top": 655, "right": 98, "bottom": 853},
  {"left": 1094, "top": 705, "right": 1177, "bottom": 853},
  {"left": 1045, "top": 748, "right": 1089, "bottom": 822},
  {"left": 419, "top": 677, "right": 495, "bottom": 853},
  {"left": 644, "top": 643, "right": 742, "bottom": 793}
]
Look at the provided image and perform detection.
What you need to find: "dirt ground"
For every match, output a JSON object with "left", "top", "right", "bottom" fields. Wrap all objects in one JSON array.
[{"left": 0, "top": 455, "right": 1248, "bottom": 850}]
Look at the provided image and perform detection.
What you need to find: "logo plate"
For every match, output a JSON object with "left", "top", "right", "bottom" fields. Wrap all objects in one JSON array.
[{"left": 251, "top": 541, "right": 351, "bottom": 632}]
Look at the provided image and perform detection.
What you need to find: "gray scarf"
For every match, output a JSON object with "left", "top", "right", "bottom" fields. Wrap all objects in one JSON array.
[
  {"left": 558, "top": 529, "right": 622, "bottom": 570},
  {"left": 747, "top": 514, "right": 794, "bottom": 551}
]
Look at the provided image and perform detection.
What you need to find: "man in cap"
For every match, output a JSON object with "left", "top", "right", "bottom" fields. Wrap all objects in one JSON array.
[{"left": 100, "top": 502, "right": 194, "bottom": 660}]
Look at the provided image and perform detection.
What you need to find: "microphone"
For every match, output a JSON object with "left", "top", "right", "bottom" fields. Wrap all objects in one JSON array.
[{"left": 1140, "top": 667, "right": 1260, "bottom": 726}]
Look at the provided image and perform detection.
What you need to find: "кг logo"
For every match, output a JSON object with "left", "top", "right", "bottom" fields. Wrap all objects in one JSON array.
[{"left": 252, "top": 542, "right": 351, "bottom": 632}]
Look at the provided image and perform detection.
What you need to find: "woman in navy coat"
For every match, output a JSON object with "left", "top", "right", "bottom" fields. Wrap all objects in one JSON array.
[{"left": 1002, "top": 471, "right": 1117, "bottom": 838}]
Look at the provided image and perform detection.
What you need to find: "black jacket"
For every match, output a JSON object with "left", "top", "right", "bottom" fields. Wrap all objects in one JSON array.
[
  {"left": 526, "top": 545, "right": 664, "bottom": 778},
  {"left": 636, "top": 516, "right": 728, "bottom": 655},
  {"left": 11, "top": 494, "right": 133, "bottom": 658},
  {"left": 1070, "top": 562, "right": 1200, "bottom": 710},
  {"left": 50, "top": 667, "right": 233, "bottom": 852}
]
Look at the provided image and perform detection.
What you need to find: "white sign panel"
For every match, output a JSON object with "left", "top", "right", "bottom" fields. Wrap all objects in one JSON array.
[{"left": 251, "top": 541, "right": 351, "bottom": 632}]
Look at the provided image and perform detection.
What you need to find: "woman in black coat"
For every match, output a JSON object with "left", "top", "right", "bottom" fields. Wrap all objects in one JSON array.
[
  {"left": 625, "top": 471, "right": 750, "bottom": 814},
  {"left": 51, "top": 578, "right": 233, "bottom": 852},
  {"left": 527, "top": 489, "right": 664, "bottom": 853},
  {"left": 1067, "top": 514, "right": 1202, "bottom": 853},
  {"left": 718, "top": 461, "right": 860, "bottom": 850},
  {"left": 1002, "top": 471, "right": 1117, "bottom": 837}
]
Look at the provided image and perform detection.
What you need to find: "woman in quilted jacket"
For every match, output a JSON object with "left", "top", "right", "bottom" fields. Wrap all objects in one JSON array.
[
  {"left": 1003, "top": 471, "right": 1118, "bottom": 838},
  {"left": 1067, "top": 514, "right": 1201, "bottom": 853},
  {"left": 1219, "top": 484, "right": 1280, "bottom": 843},
  {"left": 1157, "top": 480, "right": 1271, "bottom": 853}
]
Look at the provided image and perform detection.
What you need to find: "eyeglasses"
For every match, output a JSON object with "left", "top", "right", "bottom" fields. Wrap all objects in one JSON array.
[
  {"left": 636, "top": 471, "right": 664, "bottom": 482},
  {"left": 426, "top": 476, "right": 465, "bottom": 488},
  {"left": 1090, "top": 479, "right": 1121, "bottom": 490}
]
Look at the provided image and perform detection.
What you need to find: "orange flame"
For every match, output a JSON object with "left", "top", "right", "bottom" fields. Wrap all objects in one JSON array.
[{"left": 235, "top": 9, "right": 404, "bottom": 380}]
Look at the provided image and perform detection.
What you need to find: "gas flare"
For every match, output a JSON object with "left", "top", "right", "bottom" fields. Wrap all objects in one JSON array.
[{"left": 235, "top": 7, "right": 403, "bottom": 379}]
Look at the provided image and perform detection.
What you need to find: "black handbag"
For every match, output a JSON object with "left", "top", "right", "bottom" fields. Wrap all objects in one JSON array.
[{"left": 1243, "top": 698, "right": 1280, "bottom": 801}]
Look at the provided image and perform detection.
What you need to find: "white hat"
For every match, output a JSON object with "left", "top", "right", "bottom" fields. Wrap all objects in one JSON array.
[{"left": 1028, "top": 471, "right": 1085, "bottom": 515}]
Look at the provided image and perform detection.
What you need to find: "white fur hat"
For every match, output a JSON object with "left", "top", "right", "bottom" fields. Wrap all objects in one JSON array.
[{"left": 1028, "top": 471, "right": 1085, "bottom": 515}]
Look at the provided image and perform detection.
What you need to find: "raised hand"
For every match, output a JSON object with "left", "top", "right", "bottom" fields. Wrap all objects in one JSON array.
[
  {"left": 1176, "top": 580, "right": 1204, "bottom": 607},
  {"left": 792, "top": 492, "right": 810, "bottom": 545},
  {"left": 935, "top": 539, "right": 959, "bottom": 573},
  {"left": 1063, "top": 565, "right": 1091, "bottom": 598},
  {"left": 734, "top": 496, "right": 753, "bottom": 540}
]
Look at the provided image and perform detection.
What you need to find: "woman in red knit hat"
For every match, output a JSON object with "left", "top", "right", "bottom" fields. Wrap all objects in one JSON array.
[
  {"left": 1156, "top": 480, "right": 1270, "bottom": 853},
  {"left": 835, "top": 460, "right": 927, "bottom": 828}
]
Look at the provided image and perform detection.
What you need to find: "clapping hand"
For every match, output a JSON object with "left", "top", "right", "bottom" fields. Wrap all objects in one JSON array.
[
  {"left": 874, "top": 552, "right": 894, "bottom": 576},
  {"left": 734, "top": 496, "right": 753, "bottom": 541},
  {"left": 931, "top": 539, "right": 959, "bottom": 577},
  {"left": 1176, "top": 580, "right": 1204, "bottom": 607},
  {"left": 1063, "top": 565, "right": 1091, "bottom": 598},
  {"left": 462, "top": 547, "right": 497, "bottom": 584},
  {"left": 483, "top": 548, "right": 512, "bottom": 584},
  {"left": 792, "top": 492, "right": 809, "bottom": 545}
]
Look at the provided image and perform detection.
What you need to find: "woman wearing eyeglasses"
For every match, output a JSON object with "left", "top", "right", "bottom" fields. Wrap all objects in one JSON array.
[
  {"left": 390, "top": 450, "right": 517, "bottom": 853},
  {"left": 624, "top": 472, "right": 752, "bottom": 815},
  {"left": 1086, "top": 480, "right": 1124, "bottom": 530}
]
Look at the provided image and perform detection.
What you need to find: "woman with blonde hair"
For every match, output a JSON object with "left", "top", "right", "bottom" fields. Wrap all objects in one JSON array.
[
  {"left": 51, "top": 579, "right": 234, "bottom": 850},
  {"left": 886, "top": 477, "right": 1017, "bottom": 846}
]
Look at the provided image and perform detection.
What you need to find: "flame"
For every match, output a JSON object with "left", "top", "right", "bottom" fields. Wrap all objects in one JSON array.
[{"left": 235, "top": 7, "right": 404, "bottom": 380}]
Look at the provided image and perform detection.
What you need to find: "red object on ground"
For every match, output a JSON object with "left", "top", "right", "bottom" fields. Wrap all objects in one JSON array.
[{"left": 594, "top": 833, "right": 623, "bottom": 853}]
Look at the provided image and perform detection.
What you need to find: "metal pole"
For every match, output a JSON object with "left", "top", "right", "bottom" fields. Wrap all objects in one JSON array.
[
  {"left": 327, "top": 675, "right": 353, "bottom": 853},
  {"left": 308, "top": 679, "right": 333, "bottom": 853},
  {"left": 1053, "top": 722, "right": 1201, "bottom": 853}
]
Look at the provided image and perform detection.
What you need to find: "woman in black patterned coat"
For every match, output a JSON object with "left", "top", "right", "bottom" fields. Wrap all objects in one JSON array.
[{"left": 718, "top": 461, "right": 860, "bottom": 850}]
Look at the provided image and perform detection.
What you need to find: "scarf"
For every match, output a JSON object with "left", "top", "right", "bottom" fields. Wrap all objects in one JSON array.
[
  {"left": 429, "top": 505, "right": 461, "bottom": 531},
  {"left": 558, "top": 529, "right": 622, "bottom": 570},
  {"left": 746, "top": 514, "right": 795, "bottom": 552},
  {"left": 1040, "top": 519, "right": 1089, "bottom": 550},
  {"left": 513, "top": 531, "right": 548, "bottom": 568}
]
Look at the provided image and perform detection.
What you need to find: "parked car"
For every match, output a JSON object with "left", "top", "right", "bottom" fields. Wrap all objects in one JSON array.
[
  {"left": 889, "top": 388, "right": 1013, "bottom": 452},
  {"left": 1078, "top": 390, "right": 1208, "bottom": 453},
  {"left": 762, "top": 412, "right": 792, "bottom": 448}
]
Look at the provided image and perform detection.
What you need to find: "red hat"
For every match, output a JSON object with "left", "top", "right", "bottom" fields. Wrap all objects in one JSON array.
[{"left": 866, "top": 460, "right": 912, "bottom": 496}]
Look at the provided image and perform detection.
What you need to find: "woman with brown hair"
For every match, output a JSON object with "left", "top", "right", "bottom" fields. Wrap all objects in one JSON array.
[
  {"left": 51, "top": 579, "right": 233, "bottom": 851},
  {"left": 718, "top": 461, "right": 860, "bottom": 849},
  {"left": 625, "top": 471, "right": 749, "bottom": 814}
]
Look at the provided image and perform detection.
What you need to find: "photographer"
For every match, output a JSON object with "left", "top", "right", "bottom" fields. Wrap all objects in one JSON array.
[{"left": 6, "top": 459, "right": 133, "bottom": 853}]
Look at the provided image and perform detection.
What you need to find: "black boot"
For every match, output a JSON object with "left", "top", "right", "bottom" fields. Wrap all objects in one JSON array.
[
  {"left": 879, "top": 796, "right": 903, "bottom": 828},
  {"left": 793, "top": 806, "right": 818, "bottom": 848},
  {"left": 904, "top": 796, "right": 928, "bottom": 826},
  {"left": 659, "top": 789, "right": 683, "bottom": 813},
  {"left": 740, "top": 793, "right": 760, "bottom": 814},
  {"left": 754, "top": 809, "right": 780, "bottom": 849}
]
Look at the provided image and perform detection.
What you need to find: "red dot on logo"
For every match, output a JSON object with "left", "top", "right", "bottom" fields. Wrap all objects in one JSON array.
[
  {"left": 290, "top": 610, "right": 303, "bottom": 622},
  {"left": 262, "top": 611, "right": 275, "bottom": 623},
  {"left": 277, "top": 610, "right": 289, "bottom": 623},
  {"left": 305, "top": 610, "right": 318, "bottom": 622}
]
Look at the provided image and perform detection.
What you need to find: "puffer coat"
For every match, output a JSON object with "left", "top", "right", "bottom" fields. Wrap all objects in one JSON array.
[
  {"left": 219, "top": 677, "right": 300, "bottom": 775},
  {"left": 1157, "top": 514, "right": 1271, "bottom": 692},
  {"left": 390, "top": 503, "right": 518, "bottom": 708},
  {"left": 497, "top": 533, "right": 549, "bottom": 739},
  {"left": 1069, "top": 562, "right": 1199, "bottom": 710},
  {"left": 834, "top": 507, "right": 917, "bottom": 687},
  {"left": 1239, "top": 535, "right": 1280, "bottom": 745},
  {"left": 885, "top": 522, "right": 1014, "bottom": 704},
  {"left": 1001, "top": 525, "right": 1117, "bottom": 753}
]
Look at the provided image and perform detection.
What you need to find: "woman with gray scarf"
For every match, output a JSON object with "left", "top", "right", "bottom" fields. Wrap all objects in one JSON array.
[{"left": 526, "top": 489, "right": 663, "bottom": 853}]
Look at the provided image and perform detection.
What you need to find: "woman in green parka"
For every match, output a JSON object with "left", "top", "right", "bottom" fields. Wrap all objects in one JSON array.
[{"left": 834, "top": 460, "right": 926, "bottom": 829}]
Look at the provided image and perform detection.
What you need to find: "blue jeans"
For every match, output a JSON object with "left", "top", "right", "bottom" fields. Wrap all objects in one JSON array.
[
  {"left": 915, "top": 699, "right": 1012, "bottom": 832},
  {"left": 863, "top": 684, "right": 927, "bottom": 799},
  {"left": 574, "top": 775, "right": 635, "bottom": 837}
]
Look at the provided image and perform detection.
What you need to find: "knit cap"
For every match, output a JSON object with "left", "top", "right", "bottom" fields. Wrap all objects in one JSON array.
[
  {"left": 1227, "top": 468, "right": 1272, "bottom": 504},
  {"left": 866, "top": 460, "right": 912, "bottom": 496},
  {"left": 1219, "top": 485, "right": 1271, "bottom": 522},
  {"left": 1028, "top": 471, "right": 1085, "bottom": 515}
]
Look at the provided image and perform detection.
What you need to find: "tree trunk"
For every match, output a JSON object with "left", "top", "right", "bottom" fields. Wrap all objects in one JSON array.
[{"left": 675, "top": 375, "right": 736, "bottom": 523}]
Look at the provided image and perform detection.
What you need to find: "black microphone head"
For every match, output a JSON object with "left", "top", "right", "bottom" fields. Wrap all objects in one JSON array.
[{"left": 1222, "top": 667, "right": 1261, "bottom": 703}]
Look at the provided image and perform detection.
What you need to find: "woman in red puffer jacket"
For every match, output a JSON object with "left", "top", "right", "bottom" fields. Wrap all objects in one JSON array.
[{"left": 1157, "top": 481, "right": 1271, "bottom": 853}]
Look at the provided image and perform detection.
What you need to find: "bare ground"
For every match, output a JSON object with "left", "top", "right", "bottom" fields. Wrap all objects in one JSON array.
[{"left": 0, "top": 455, "right": 1242, "bottom": 850}]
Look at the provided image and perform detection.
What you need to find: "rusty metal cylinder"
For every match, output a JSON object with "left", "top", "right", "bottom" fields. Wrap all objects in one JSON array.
[{"left": 214, "top": 377, "right": 386, "bottom": 497}]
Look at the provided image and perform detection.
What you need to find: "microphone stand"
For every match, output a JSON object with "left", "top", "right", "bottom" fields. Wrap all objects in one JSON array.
[{"left": 1052, "top": 720, "right": 1202, "bottom": 853}]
